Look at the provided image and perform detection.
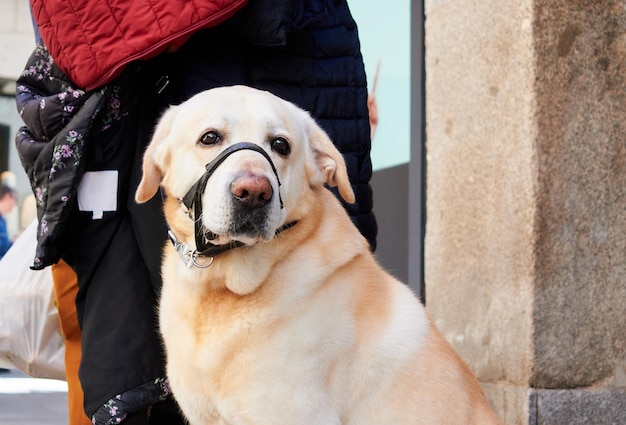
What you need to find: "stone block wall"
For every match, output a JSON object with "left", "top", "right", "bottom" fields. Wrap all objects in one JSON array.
[{"left": 424, "top": 1, "right": 626, "bottom": 423}]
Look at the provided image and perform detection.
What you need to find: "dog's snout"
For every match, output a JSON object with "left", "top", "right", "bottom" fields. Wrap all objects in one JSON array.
[{"left": 231, "top": 174, "right": 273, "bottom": 209}]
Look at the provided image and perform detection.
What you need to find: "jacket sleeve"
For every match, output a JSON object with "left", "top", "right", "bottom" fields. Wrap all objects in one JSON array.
[
  {"left": 15, "top": 42, "right": 108, "bottom": 269},
  {"left": 16, "top": 43, "right": 88, "bottom": 143}
]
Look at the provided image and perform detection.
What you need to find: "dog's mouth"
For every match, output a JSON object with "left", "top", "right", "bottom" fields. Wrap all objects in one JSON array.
[{"left": 203, "top": 212, "right": 275, "bottom": 245}]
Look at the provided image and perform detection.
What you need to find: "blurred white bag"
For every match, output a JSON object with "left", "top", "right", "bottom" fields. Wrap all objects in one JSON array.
[{"left": 0, "top": 220, "right": 65, "bottom": 380}]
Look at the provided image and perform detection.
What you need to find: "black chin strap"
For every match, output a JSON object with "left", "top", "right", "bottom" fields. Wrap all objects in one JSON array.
[
  {"left": 171, "top": 142, "right": 294, "bottom": 266},
  {"left": 168, "top": 220, "right": 298, "bottom": 269}
]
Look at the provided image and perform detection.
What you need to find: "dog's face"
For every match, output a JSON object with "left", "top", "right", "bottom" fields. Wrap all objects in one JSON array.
[{"left": 135, "top": 85, "right": 355, "bottom": 247}]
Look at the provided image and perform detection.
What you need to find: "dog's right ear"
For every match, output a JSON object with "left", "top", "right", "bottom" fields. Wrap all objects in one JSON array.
[{"left": 135, "top": 105, "right": 178, "bottom": 203}]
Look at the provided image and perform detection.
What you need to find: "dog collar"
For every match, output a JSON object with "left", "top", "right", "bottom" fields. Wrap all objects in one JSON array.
[
  {"left": 170, "top": 142, "right": 295, "bottom": 268},
  {"left": 168, "top": 221, "right": 298, "bottom": 269}
]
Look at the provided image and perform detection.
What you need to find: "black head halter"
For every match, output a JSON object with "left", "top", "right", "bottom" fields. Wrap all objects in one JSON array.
[{"left": 171, "top": 142, "right": 294, "bottom": 266}]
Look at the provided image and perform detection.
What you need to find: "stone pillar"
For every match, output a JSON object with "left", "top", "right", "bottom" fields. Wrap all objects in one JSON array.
[{"left": 424, "top": 1, "right": 626, "bottom": 424}]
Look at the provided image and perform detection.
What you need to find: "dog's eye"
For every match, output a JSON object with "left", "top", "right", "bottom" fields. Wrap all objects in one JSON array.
[
  {"left": 270, "top": 137, "right": 291, "bottom": 156},
  {"left": 199, "top": 131, "right": 222, "bottom": 146}
]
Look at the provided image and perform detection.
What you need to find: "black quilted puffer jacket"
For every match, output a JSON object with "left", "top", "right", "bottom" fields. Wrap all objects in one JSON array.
[{"left": 17, "top": 0, "right": 376, "bottom": 271}]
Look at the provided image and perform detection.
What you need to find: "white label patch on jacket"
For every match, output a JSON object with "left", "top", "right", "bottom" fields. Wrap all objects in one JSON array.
[{"left": 77, "top": 170, "right": 118, "bottom": 219}]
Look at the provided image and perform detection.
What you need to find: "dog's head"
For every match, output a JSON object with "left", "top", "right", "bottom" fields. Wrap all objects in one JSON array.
[{"left": 135, "top": 85, "right": 355, "bottom": 248}]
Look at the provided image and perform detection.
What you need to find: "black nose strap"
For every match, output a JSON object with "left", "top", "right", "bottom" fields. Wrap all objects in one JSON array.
[
  {"left": 182, "top": 142, "right": 282, "bottom": 210},
  {"left": 180, "top": 142, "right": 283, "bottom": 255}
]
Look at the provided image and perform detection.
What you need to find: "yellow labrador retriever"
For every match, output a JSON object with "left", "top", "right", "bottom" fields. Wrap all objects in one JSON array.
[{"left": 135, "top": 86, "right": 501, "bottom": 425}]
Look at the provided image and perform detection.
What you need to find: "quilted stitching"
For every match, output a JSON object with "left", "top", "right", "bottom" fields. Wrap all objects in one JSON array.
[{"left": 32, "top": 0, "right": 247, "bottom": 90}]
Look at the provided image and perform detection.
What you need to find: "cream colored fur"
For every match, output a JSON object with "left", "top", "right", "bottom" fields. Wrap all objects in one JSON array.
[{"left": 136, "top": 86, "right": 501, "bottom": 425}]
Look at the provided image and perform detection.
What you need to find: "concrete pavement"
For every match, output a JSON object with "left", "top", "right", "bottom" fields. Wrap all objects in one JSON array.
[{"left": 0, "top": 368, "right": 68, "bottom": 425}]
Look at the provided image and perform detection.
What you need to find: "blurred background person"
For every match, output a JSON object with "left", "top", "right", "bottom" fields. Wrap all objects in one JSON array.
[{"left": 0, "top": 183, "right": 18, "bottom": 258}]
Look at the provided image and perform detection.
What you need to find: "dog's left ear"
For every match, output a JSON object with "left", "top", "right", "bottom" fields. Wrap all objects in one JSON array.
[
  {"left": 135, "top": 105, "right": 178, "bottom": 203},
  {"left": 307, "top": 117, "right": 356, "bottom": 204}
]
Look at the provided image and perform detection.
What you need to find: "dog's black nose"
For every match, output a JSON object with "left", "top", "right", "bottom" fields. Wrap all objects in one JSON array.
[{"left": 230, "top": 174, "right": 273, "bottom": 209}]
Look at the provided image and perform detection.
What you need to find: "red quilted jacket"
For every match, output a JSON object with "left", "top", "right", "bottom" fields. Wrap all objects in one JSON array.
[{"left": 31, "top": 0, "right": 247, "bottom": 90}]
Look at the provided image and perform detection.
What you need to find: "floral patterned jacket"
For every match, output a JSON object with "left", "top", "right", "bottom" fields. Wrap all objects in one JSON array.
[{"left": 15, "top": 43, "right": 117, "bottom": 269}]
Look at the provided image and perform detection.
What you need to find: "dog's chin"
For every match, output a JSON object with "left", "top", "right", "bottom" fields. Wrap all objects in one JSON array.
[{"left": 203, "top": 206, "right": 285, "bottom": 247}]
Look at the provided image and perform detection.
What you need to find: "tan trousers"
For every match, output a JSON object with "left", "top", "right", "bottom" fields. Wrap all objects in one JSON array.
[{"left": 51, "top": 260, "right": 92, "bottom": 425}]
